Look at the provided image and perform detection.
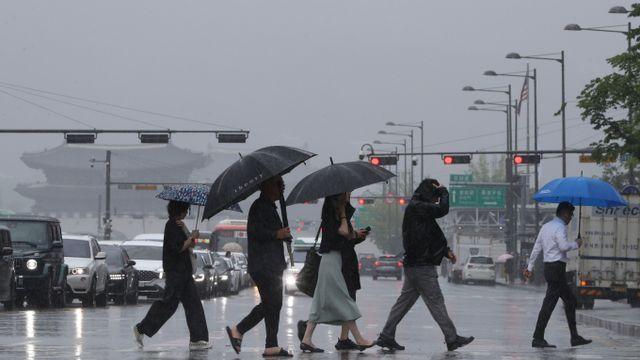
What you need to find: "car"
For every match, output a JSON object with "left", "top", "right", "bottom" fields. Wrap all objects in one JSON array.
[
  {"left": 0, "top": 215, "right": 68, "bottom": 308},
  {"left": 373, "top": 255, "right": 403, "bottom": 280},
  {"left": 232, "top": 252, "right": 250, "bottom": 288},
  {"left": 121, "top": 240, "right": 165, "bottom": 299},
  {"left": 213, "top": 256, "right": 241, "bottom": 296},
  {"left": 462, "top": 256, "right": 496, "bottom": 285},
  {"left": 217, "top": 252, "right": 243, "bottom": 293},
  {"left": 0, "top": 226, "right": 16, "bottom": 310},
  {"left": 101, "top": 244, "right": 139, "bottom": 305},
  {"left": 284, "top": 237, "right": 317, "bottom": 295},
  {"left": 64, "top": 235, "right": 110, "bottom": 307},
  {"left": 193, "top": 250, "right": 215, "bottom": 299},
  {"left": 358, "top": 253, "right": 377, "bottom": 276},
  {"left": 131, "top": 233, "right": 164, "bottom": 242}
]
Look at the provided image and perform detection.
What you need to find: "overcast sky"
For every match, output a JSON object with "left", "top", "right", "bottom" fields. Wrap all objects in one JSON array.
[{"left": 0, "top": 0, "right": 632, "bottom": 205}]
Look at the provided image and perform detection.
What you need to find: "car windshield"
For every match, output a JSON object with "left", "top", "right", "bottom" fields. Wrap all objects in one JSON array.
[
  {"left": 293, "top": 250, "right": 307, "bottom": 263},
  {"left": 214, "top": 258, "right": 229, "bottom": 271},
  {"left": 0, "top": 221, "right": 49, "bottom": 250},
  {"left": 64, "top": 239, "right": 91, "bottom": 258},
  {"left": 197, "top": 255, "right": 206, "bottom": 267},
  {"left": 469, "top": 257, "right": 493, "bottom": 264},
  {"left": 103, "top": 246, "right": 124, "bottom": 267},
  {"left": 122, "top": 245, "right": 162, "bottom": 260}
]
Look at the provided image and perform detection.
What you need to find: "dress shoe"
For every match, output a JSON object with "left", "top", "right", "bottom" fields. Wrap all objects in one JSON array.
[
  {"left": 375, "top": 335, "right": 405, "bottom": 351},
  {"left": 335, "top": 338, "right": 359, "bottom": 350},
  {"left": 446, "top": 335, "right": 475, "bottom": 351},
  {"left": 300, "top": 342, "right": 325, "bottom": 353},
  {"left": 532, "top": 338, "right": 557, "bottom": 348},
  {"left": 571, "top": 336, "right": 592, "bottom": 347}
]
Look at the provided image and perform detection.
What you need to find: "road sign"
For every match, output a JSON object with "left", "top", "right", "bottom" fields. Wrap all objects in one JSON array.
[
  {"left": 450, "top": 174, "right": 473, "bottom": 184},
  {"left": 579, "top": 154, "right": 616, "bottom": 163},
  {"left": 450, "top": 186, "right": 506, "bottom": 208}
]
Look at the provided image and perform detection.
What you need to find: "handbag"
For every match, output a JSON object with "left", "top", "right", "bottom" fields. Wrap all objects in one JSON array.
[{"left": 295, "top": 224, "right": 322, "bottom": 297}]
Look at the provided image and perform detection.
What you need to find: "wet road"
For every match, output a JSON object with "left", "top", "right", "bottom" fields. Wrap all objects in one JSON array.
[{"left": 0, "top": 277, "right": 638, "bottom": 359}]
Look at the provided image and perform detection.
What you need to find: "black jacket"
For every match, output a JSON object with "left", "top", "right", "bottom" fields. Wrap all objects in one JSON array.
[
  {"left": 246, "top": 195, "right": 287, "bottom": 275},
  {"left": 318, "top": 204, "right": 363, "bottom": 295},
  {"left": 163, "top": 220, "right": 192, "bottom": 274},
  {"left": 402, "top": 188, "right": 450, "bottom": 267}
]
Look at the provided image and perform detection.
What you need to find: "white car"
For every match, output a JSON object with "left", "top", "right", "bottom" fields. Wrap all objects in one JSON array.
[
  {"left": 64, "top": 235, "right": 110, "bottom": 307},
  {"left": 284, "top": 237, "right": 317, "bottom": 295},
  {"left": 462, "top": 256, "right": 496, "bottom": 285},
  {"left": 121, "top": 240, "right": 165, "bottom": 299},
  {"left": 132, "top": 233, "right": 164, "bottom": 242}
]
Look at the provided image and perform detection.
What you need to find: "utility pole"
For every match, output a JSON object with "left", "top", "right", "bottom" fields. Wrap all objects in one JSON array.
[{"left": 105, "top": 150, "right": 112, "bottom": 240}]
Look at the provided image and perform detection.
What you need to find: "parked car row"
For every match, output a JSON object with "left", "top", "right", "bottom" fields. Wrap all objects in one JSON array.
[{"left": 0, "top": 216, "right": 254, "bottom": 311}]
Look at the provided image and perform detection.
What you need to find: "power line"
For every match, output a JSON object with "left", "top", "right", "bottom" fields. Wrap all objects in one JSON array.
[
  {"left": 0, "top": 89, "right": 95, "bottom": 129},
  {"left": 0, "top": 81, "right": 242, "bottom": 130}
]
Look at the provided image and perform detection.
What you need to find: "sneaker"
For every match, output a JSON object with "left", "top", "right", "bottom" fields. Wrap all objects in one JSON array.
[
  {"left": 297, "top": 320, "right": 307, "bottom": 342},
  {"left": 532, "top": 338, "right": 557, "bottom": 348},
  {"left": 571, "top": 335, "right": 592, "bottom": 347},
  {"left": 335, "top": 338, "right": 359, "bottom": 350},
  {"left": 189, "top": 340, "right": 212, "bottom": 350},
  {"left": 446, "top": 335, "right": 474, "bottom": 351},
  {"left": 375, "top": 335, "right": 405, "bottom": 351},
  {"left": 133, "top": 325, "right": 144, "bottom": 349}
]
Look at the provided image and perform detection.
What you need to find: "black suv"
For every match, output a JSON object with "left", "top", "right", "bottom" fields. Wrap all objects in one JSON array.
[
  {"left": 0, "top": 215, "right": 68, "bottom": 308},
  {"left": 372, "top": 255, "right": 403, "bottom": 281},
  {"left": 0, "top": 226, "right": 16, "bottom": 310}
]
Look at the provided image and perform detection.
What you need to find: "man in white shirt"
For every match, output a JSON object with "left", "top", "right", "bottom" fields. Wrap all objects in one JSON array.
[{"left": 524, "top": 202, "right": 592, "bottom": 348}]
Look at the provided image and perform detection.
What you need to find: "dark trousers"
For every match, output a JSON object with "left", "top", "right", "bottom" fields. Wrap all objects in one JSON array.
[
  {"left": 237, "top": 271, "right": 283, "bottom": 348},
  {"left": 533, "top": 261, "right": 578, "bottom": 340},
  {"left": 138, "top": 272, "right": 209, "bottom": 342}
]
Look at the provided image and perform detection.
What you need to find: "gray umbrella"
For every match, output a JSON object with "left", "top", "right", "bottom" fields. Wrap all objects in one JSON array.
[{"left": 286, "top": 160, "right": 395, "bottom": 206}]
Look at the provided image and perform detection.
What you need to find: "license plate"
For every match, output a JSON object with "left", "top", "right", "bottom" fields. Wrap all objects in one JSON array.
[
  {"left": 235, "top": 231, "right": 247, "bottom": 238},
  {"left": 612, "top": 287, "right": 626, "bottom": 293}
]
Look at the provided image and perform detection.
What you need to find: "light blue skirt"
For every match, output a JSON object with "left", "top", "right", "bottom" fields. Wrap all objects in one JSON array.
[{"left": 308, "top": 251, "right": 362, "bottom": 325}]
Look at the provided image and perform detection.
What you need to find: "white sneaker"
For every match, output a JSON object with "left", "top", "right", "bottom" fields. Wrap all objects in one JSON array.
[
  {"left": 189, "top": 340, "right": 212, "bottom": 350},
  {"left": 133, "top": 325, "right": 144, "bottom": 349}
]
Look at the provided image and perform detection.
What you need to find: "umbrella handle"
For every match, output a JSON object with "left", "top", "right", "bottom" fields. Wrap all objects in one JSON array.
[{"left": 195, "top": 206, "right": 201, "bottom": 231}]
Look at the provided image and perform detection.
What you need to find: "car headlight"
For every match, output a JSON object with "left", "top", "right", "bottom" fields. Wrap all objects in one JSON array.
[
  {"left": 193, "top": 274, "right": 205, "bottom": 282},
  {"left": 219, "top": 275, "right": 228, "bottom": 281},
  {"left": 26, "top": 259, "right": 38, "bottom": 270},
  {"left": 109, "top": 273, "right": 125, "bottom": 280},
  {"left": 156, "top": 268, "right": 164, "bottom": 279},
  {"left": 70, "top": 267, "right": 87, "bottom": 275}
]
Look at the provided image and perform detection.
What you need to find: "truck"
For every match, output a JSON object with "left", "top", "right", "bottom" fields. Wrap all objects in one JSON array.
[{"left": 567, "top": 185, "right": 640, "bottom": 309}]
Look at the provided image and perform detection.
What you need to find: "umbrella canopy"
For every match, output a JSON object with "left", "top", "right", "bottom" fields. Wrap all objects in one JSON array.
[
  {"left": 286, "top": 161, "right": 395, "bottom": 206},
  {"left": 202, "top": 146, "right": 316, "bottom": 220},
  {"left": 156, "top": 184, "right": 242, "bottom": 212},
  {"left": 496, "top": 253, "right": 514, "bottom": 263},
  {"left": 533, "top": 176, "right": 627, "bottom": 207}
]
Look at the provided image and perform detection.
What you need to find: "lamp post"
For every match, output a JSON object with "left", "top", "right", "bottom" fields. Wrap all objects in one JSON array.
[
  {"left": 484, "top": 68, "right": 540, "bottom": 234},
  {"left": 385, "top": 121, "right": 424, "bottom": 181},
  {"left": 506, "top": 51, "right": 566, "bottom": 177},
  {"left": 375, "top": 139, "right": 408, "bottom": 195},
  {"left": 379, "top": 129, "right": 414, "bottom": 192}
]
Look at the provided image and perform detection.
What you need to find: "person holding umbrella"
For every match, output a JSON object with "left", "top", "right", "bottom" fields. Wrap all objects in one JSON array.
[
  {"left": 133, "top": 200, "right": 211, "bottom": 350},
  {"left": 226, "top": 175, "right": 294, "bottom": 357},
  {"left": 298, "top": 192, "right": 375, "bottom": 353}
]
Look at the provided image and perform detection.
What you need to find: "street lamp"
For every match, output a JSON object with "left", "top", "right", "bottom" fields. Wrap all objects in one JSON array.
[
  {"left": 375, "top": 139, "right": 408, "bottom": 195},
  {"left": 385, "top": 121, "right": 424, "bottom": 182},
  {"left": 506, "top": 51, "right": 567, "bottom": 177}
]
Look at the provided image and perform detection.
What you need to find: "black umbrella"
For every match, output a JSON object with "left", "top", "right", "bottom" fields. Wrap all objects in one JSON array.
[
  {"left": 202, "top": 146, "right": 316, "bottom": 220},
  {"left": 286, "top": 160, "right": 395, "bottom": 206}
]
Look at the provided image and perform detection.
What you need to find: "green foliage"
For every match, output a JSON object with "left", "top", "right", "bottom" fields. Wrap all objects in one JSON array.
[
  {"left": 468, "top": 154, "right": 506, "bottom": 182},
  {"left": 355, "top": 202, "right": 404, "bottom": 255},
  {"left": 577, "top": 3, "right": 640, "bottom": 164},
  {"left": 600, "top": 158, "right": 639, "bottom": 189}
]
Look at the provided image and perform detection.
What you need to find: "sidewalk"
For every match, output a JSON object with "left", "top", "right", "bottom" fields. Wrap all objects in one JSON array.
[{"left": 496, "top": 277, "right": 640, "bottom": 337}]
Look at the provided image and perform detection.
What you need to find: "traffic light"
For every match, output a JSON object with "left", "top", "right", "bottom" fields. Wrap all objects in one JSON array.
[
  {"left": 397, "top": 197, "right": 409, "bottom": 206},
  {"left": 357, "top": 198, "right": 375, "bottom": 205},
  {"left": 513, "top": 154, "right": 541, "bottom": 164},
  {"left": 369, "top": 155, "right": 398, "bottom": 166},
  {"left": 442, "top": 155, "right": 471, "bottom": 165}
]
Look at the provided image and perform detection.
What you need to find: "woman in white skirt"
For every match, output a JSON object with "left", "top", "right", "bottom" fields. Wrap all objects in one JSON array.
[{"left": 300, "top": 193, "right": 375, "bottom": 353}]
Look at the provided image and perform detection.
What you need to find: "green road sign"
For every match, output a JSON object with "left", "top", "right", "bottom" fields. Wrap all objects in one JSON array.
[
  {"left": 450, "top": 186, "right": 505, "bottom": 208},
  {"left": 450, "top": 174, "right": 473, "bottom": 184}
]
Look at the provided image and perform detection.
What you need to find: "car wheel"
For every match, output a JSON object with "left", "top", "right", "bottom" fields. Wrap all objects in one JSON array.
[
  {"left": 95, "top": 278, "right": 108, "bottom": 307},
  {"left": 2, "top": 277, "right": 16, "bottom": 310},
  {"left": 82, "top": 278, "right": 96, "bottom": 307}
]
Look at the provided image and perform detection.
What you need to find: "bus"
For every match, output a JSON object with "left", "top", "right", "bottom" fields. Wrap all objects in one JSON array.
[{"left": 211, "top": 219, "right": 248, "bottom": 253}]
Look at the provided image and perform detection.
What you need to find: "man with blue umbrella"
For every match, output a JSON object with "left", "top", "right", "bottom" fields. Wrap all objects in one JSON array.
[{"left": 524, "top": 201, "right": 591, "bottom": 348}]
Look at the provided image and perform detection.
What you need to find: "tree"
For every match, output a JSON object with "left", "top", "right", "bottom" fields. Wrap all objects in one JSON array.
[
  {"left": 469, "top": 154, "right": 506, "bottom": 182},
  {"left": 601, "top": 158, "right": 640, "bottom": 190},
  {"left": 577, "top": 3, "right": 640, "bottom": 184}
]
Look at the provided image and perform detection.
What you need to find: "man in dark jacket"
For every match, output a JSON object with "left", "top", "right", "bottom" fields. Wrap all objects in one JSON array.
[
  {"left": 226, "top": 176, "right": 293, "bottom": 357},
  {"left": 376, "top": 179, "right": 474, "bottom": 352}
]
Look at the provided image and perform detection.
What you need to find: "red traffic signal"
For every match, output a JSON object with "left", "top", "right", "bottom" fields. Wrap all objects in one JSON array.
[
  {"left": 357, "top": 198, "right": 375, "bottom": 205},
  {"left": 397, "top": 197, "right": 409, "bottom": 205},
  {"left": 369, "top": 155, "right": 398, "bottom": 166},
  {"left": 442, "top": 155, "right": 471, "bottom": 165},
  {"left": 513, "top": 154, "right": 540, "bottom": 164}
]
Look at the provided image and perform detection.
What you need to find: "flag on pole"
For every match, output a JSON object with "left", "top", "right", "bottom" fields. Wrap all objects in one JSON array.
[{"left": 517, "top": 68, "right": 529, "bottom": 116}]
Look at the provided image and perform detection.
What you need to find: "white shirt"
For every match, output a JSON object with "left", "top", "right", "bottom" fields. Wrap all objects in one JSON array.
[{"left": 527, "top": 217, "right": 579, "bottom": 272}]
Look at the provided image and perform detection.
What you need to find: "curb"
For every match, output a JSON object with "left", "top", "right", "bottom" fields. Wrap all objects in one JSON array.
[{"left": 576, "top": 312, "right": 640, "bottom": 338}]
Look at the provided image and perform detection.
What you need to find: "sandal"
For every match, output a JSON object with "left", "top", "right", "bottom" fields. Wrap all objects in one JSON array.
[
  {"left": 262, "top": 348, "right": 293, "bottom": 357},
  {"left": 225, "top": 326, "right": 242, "bottom": 354}
]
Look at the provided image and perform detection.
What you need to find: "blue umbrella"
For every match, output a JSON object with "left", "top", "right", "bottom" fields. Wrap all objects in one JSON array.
[
  {"left": 533, "top": 176, "right": 627, "bottom": 236},
  {"left": 156, "top": 184, "right": 241, "bottom": 229}
]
